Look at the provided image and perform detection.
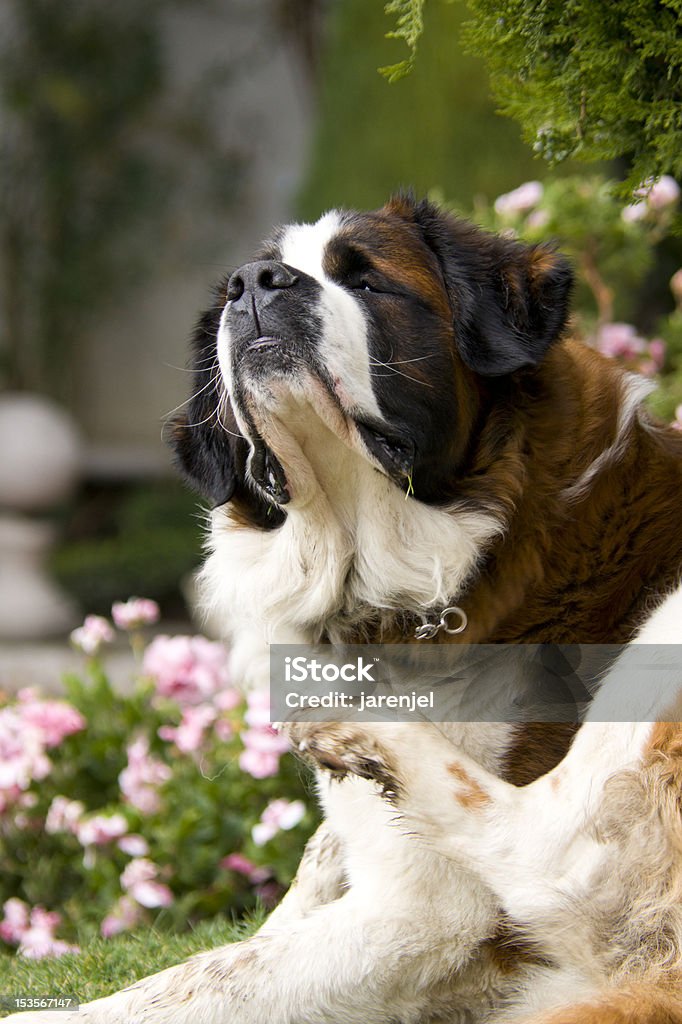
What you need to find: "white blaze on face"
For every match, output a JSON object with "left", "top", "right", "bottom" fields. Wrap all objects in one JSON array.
[
  {"left": 216, "top": 301, "right": 253, "bottom": 440},
  {"left": 217, "top": 303, "right": 234, "bottom": 398},
  {"left": 278, "top": 212, "right": 384, "bottom": 421},
  {"left": 215, "top": 209, "right": 388, "bottom": 468}
]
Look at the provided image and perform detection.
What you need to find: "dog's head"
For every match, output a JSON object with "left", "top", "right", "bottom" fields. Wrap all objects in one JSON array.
[{"left": 171, "top": 195, "right": 572, "bottom": 518}]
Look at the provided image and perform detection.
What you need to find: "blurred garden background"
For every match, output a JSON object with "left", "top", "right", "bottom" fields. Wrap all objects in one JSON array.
[{"left": 1, "top": 0, "right": 682, "bottom": 984}]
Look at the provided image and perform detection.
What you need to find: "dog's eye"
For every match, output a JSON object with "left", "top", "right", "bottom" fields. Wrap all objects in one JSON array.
[{"left": 349, "top": 278, "right": 381, "bottom": 293}]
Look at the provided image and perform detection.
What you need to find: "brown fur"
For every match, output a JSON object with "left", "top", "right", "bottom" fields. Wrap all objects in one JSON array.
[
  {"left": 337, "top": 338, "right": 680, "bottom": 781},
  {"left": 503, "top": 722, "right": 580, "bottom": 786},
  {"left": 370, "top": 340, "right": 682, "bottom": 650},
  {"left": 363, "top": 339, "right": 682, "bottom": 777},
  {"left": 326, "top": 209, "right": 682, "bottom": 1009},
  {"left": 275, "top": 207, "right": 682, "bottom": 1020},
  {"left": 644, "top": 720, "right": 682, "bottom": 818},
  {"left": 525, "top": 984, "right": 682, "bottom": 1024},
  {"left": 330, "top": 213, "right": 454, "bottom": 319},
  {"left": 169, "top": 199, "right": 682, "bottom": 1024},
  {"left": 481, "top": 921, "right": 547, "bottom": 976},
  {"left": 447, "top": 761, "right": 492, "bottom": 809}
]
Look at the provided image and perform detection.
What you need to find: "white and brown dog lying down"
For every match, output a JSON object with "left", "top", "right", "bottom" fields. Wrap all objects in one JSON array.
[{"left": 6, "top": 194, "right": 682, "bottom": 1024}]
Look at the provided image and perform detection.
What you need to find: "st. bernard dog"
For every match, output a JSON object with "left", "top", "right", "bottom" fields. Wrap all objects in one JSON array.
[{"left": 6, "top": 194, "right": 682, "bottom": 1024}]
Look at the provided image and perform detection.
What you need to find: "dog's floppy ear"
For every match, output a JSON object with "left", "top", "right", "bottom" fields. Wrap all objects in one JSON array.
[
  {"left": 167, "top": 304, "right": 240, "bottom": 508},
  {"left": 405, "top": 196, "right": 573, "bottom": 376},
  {"left": 168, "top": 300, "right": 286, "bottom": 529},
  {"left": 170, "top": 411, "right": 238, "bottom": 508}
]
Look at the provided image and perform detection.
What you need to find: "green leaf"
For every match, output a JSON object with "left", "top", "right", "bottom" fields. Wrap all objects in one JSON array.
[{"left": 380, "top": 0, "right": 426, "bottom": 81}]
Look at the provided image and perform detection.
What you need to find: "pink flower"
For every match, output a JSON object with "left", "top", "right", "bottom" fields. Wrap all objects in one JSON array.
[
  {"left": 19, "top": 697, "right": 85, "bottom": 748},
  {"left": 121, "top": 858, "right": 173, "bottom": 908},
  {"left": 647, "top": 338, "right": 666, "bottom": 371},
  {"left": 112, "top": 597, "right": 160, "bottom": 631},
  {"left": 100, "top": 896, "right": 143, "bottom": 938},
  {"left": 77, "top": 812, "right": 128, "bottom": 847},
  {"left": 214, "top": 718, "right": 234, "bottom": 743},
  {"left": 622, "top": 200, "right": 648, "bottom": 223},
  {"left": 19, "top": 909, "right": 80, "bottom": 959},
  {"left": 637, "top": 359, "right": 657, "bottom": 377},
  {"left": 252, "top": 798, "right": 306, "bottom": 846},
  {"left": 20, "top": 934, "right": 80, "bottom": 959},
  {"left": 158, "top": 704, "right": 216, "bottom": 754},
  {"left": 215, "top": 688, "right": 241, "bottom": 712},
  {"left": 494, "top": 181, "right": 543, "bottom": 217},
  {"left": 143, "top": 635, "right": 230, "bottom": 706},
  {"left": 239, "top": 726, "right": 289, "bottom": 780},
  {"left": 0, "top": 898, "right": 30, "bottom": 944},
  {"left": 253, "top": 880, "right": 283, "bottom": 908},
  {"left": 645, "top": 175, "right": 680, "bottom": 209},
  {"left": 0, "top": 787, "right": 21, "bottom": 815},
  {"left": 119, "top": 736, "right": 171, "bottom": 815},
  {"left": 595, "top": 322, "right": 646, "bottom": 361},
  {"left": 0, "top": 707, "right": 51, "bottom": 793},
  {"left": 241, "top": 727, "right": 289, "bottom": 756},
  {"left": 526, "top": 208, "right": 549, "bottom": 230},
  {"left": 239, "top": 748, "right": 281, "bottom": 779},
  {"left": 118, "top": 833, "right": 149, "bottom": 857},
  {"left": 220, "top": 852, "right": 270, "bottom": 883},
  {"left": 238, "top": 692, "right": 289, "bottom": 778},
  {"left": 45, "top": 796, "right": 85, "bottom": 835},
  {"left": 222, "top": 851, "right": 254, "bottom": 874},
  {"left": 70, "top": 615, "right": 115, "bottom": 655},
  {"left": 0, "top": 901, "right": 79, "bottom": 959},
  {"left": 244, "top": 689, "right": 271, "bottom": 729},
  {"left": 627, "top": 177, "right": 680, "bottom": 219}
]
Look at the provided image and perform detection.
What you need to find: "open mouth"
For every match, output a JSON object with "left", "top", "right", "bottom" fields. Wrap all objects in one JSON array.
[
  {"left": 354, "top": 420, "right": 415, "bottom": 485},
  {"left": 244, "top": 406, "right": 415, "bottom": 505},
  {"left": 246, "top": 336, "right": 281, "bottom": 352},
  {"left": 241, "top": 335, "right": 296, "bottom": 366},
  {"left": 234, "top": 342, "right": 415, "bottom": 503},
  {"left": 249, "top": 436, "right": 290, "bottom": 504}
]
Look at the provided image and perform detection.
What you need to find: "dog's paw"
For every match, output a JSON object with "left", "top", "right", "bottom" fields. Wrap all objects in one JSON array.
[{"left": 289, "top": 723, "right": 402, "bottom": 799}]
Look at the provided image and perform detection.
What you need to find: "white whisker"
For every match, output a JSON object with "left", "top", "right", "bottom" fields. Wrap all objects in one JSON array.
[
  {"left": 215, "top": 392, "right": 244, "bottom": 440},
  {"left": 369, "top": 354, "right": 435, "bottom": 367},
  {"left": 369, "top": 359, "right": 434, "bottom": 388},
  {"left": 163, "top": 361, "right": 212, "bottom": 373},
  {"left": 162, "top": 366, "right": 221, "bottom": 420}
]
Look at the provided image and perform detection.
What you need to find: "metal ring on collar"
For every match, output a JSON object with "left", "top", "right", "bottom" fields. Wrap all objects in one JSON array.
[{"left": 440, "top": 606, "right": 468, "bottom": 635}]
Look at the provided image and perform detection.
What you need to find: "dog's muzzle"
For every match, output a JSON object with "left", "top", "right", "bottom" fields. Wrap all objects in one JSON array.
[
  {"left": 225, "top": 260, "right": 323, "bottom": 361},
  {"left": 227, "top": 260, "right": 299, "bottom": 308}
]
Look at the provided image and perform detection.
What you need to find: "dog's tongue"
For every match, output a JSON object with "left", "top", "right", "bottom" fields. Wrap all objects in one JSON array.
[{"left": 250, "top": 438, "right": 290, "bottom": 504}]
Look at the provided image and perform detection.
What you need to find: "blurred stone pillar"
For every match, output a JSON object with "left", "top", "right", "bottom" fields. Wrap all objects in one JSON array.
[{"left": 0, "top": 393, "right": 81, "bottom": 639}]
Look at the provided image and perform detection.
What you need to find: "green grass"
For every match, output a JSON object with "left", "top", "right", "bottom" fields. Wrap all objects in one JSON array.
[{"left": 0, "top": 915, "right": 263, "bottom": 1005}]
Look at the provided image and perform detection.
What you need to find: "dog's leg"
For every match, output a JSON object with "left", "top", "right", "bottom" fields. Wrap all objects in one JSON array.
[
  {"left": 296, "top": 587, "right": 682, "bottom": 943},
  {"left": 311, "top": 718, "right": 652, "bottom": 917},
  {"left": 0, "top": 855, "right": 491, "bottom": 1024},
  {"left": 297, "top": 646, "right": 682, "bottom": 989},
  {"left": 1, "top": 757, "right": 499, "bottom": 1024},
  {"left": 257, "top": 819, "right": 346, "bottom": 931}
]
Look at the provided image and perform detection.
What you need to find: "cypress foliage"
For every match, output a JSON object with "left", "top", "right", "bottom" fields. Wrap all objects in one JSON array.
[{"left": 384, "top": 0, "right": 682, "bottom": 194}]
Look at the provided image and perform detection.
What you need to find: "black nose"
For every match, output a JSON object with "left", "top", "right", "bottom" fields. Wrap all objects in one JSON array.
[{"left": 227, "top": 261, "right": 299, "bottom": 302}]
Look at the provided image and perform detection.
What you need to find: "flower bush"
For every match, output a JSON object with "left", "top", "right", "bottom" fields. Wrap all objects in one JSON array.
[
  {"left": 463, "top": 174, "right": 682, "bottom": 423},
  {"left": 0, "top": 602, "right": 317, "bottom": 958}
]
